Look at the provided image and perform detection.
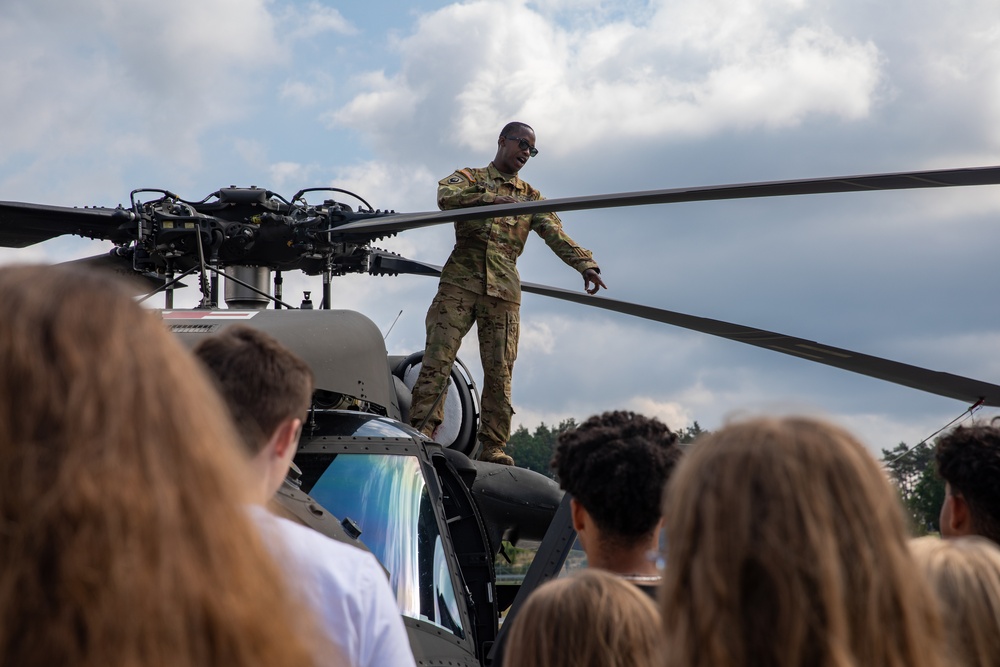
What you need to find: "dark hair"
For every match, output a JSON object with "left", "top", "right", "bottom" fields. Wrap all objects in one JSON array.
[
  {"left": 936, "top": 422, "right": 1000, "bottom": 543},
  {"left": 500, "top": 121, "right": 533, "bottom": 138},
  {"left": 194, "top": 325, "right": 314, "bottom": 454},
  {"left": 550, "top": 411, "right": 680, "bottom": 546}
]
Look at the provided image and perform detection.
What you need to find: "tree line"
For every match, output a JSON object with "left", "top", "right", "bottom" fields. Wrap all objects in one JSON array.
[
  {"left": 881, "top": 442, "right": 944, "bottom": 534},
  {"left": 507, "top": 418, "right": 943, "bottom": 534},
  {"left": 505, "top": 419, "right": 708, "bottom": 480}
]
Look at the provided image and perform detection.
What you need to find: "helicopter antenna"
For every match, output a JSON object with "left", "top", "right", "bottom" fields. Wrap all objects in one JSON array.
[{"left": 383, "top": 310, "right": 403, "bottom": 340}]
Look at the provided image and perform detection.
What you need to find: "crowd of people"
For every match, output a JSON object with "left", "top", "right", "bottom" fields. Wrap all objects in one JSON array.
[
  {"left": 3, "top": 261, "right": 1000, "bottom": 667},
  {"left": 500, "top": 414, "right": 1000, "bottom": 667}
]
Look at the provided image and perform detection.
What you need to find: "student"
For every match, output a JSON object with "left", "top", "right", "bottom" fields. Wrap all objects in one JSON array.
[
  {"left": 660, "top": 415, "right": 946, "bottom": 667},
  {"left": 501, "top": 568, "right": 665, "bottom": 667},
  {"left": 550, "top": 410, "right": 681, "bottom": 597},
  {"left": 0, "top": 265, "right": 332, "bottom": 667},
  {"left": 935, "top": 422, "right": 1000, "bottom": 544},
  {"left": 910, "top": 536, "right": 1000, "bottom": 667},
  {"left": 194, "top": 325, "right": 415, "bottom": 667}
]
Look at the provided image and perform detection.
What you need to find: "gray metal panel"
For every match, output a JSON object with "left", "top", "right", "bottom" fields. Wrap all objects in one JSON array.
[
  {"left": 165, "top": 309, "right": 401, "bottom": 418},
  {"left": 403, "top": 617, "right": 479, "bottom": 666}
]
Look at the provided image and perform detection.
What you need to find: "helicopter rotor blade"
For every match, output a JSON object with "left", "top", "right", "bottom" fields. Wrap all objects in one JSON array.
[
  {"left": 0, "top": 201, "right": 134, "bottom": 248},
  {"left": 370, "top": 251, "right": 443, "bottom": 277},
  {"left": 338, "top": 164, "right": 1000, "bottom": 237},
  {"left": 372, "top": 252, "right": 1000, "bottom": 407},
  {"left": 59, "top": 251, "right": 187, "bottom": 293}
]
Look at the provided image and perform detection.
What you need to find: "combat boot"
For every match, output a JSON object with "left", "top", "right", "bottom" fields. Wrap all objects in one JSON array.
[{"left": 477, "top": 442, "right": 514, "bottom": 466}]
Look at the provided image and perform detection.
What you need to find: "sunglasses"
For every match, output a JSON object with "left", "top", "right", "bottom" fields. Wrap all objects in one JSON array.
[{"left": 504, "top": 136, "right": 538, "bottom": 158}]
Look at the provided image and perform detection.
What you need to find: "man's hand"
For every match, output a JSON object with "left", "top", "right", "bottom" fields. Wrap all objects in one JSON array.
[
  {"left": 493, "top": 195, "right": 519, "bottom": 205},
  {"left": 582, "top": 268, "right": 607, "bottom": 295}
]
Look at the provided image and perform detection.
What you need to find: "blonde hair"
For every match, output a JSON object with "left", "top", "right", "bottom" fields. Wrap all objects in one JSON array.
[
  {"left": 660, "top": 415, "right": 944, "bottom": 667},
  {"left": 502, "top": 568, "right": 665, "bottom": 667},
  {"left": 910, "top": 536, "right": 1000, "bottom": 667},
  {"left": 0, "top": 265, "right": 333, "bottom": 667}
]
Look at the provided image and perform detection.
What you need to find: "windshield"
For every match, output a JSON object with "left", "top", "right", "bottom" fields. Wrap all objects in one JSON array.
[{"left": 306, "top": 452, "right": 465, "bottom": 638}]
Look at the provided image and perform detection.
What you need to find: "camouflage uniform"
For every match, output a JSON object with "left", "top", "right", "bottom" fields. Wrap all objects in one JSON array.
[{"left": 409, "top": 163, "right": 599, "bottom": 463}]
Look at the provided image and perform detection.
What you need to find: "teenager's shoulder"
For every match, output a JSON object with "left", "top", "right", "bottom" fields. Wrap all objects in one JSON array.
[{"left": 250, "top": 506, "right": 383, "bottom": 570}]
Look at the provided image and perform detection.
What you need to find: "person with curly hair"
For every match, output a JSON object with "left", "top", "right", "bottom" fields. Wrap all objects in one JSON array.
[
  {"left": 935, "top": 422, "right": 1000, "bottom": 544},
  {"left": 660, "top": 416, "right": 946, "bottom": 667},
  {"left": 550, "top": 410, "right": 681, "bottom": 597}
]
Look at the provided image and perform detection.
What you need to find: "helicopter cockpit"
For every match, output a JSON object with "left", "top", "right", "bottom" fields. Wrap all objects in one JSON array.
[{"left": 296, "top": 414, "right": 468, "bottom": 639}]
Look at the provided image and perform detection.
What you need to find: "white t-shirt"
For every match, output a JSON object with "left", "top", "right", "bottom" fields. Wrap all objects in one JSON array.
[{"left": 250, "top": 506, "right": 416, "bottom": 667}]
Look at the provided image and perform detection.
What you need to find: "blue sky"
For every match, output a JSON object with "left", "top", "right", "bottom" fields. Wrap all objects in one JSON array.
[{"left": 2, "top": 0, "right": 1000, "bottom": 453}]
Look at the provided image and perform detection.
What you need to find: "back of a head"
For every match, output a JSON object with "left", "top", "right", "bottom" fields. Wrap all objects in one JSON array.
[
  {"left": 910, "top": 536, "right": 1000, "bottom": 667},
  {"left": 551, "top": 411, "right": 680, "bottom": 547},
  {"left": 193, "top": 324, "right": 314, "bottom": 454},
  {"left": 0, "top": 265, "right": 326, "bottom": 667},
  {"left": 660, "top": 415, "right": 944, "bottom": 667},
  {"left": 935, "top": 423, "right": 1000, "bottom": 543},
  {"left": 502, "top": 568, "right": 665, "bottom": 667}
]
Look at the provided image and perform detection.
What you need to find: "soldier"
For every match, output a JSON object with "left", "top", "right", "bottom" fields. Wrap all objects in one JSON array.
[{"left": 409, "top": 122, "right": 607, "bottom": 465}]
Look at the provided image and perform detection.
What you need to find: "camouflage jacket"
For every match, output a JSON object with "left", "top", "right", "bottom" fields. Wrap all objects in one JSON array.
[{"left": 436, "top": 162, "right": 598, "bottom": 304}]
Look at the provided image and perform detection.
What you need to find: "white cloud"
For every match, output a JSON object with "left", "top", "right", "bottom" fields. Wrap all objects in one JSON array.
[
  {"left": 279, "top": 2, "right": 356, "bottom": 40},
  {"left": 280, "top": 75, "right": 338, "bottom": 107},
  {"left": 270, "top": 161, "right": 313, "bottom": 190},
  {"left": 626, "top": 396, "right": 693, "bottom": 430},
  {"left": 694, "top": 27, "right": 880, "bottom": 128},
  {"left": 234, "top": 139, "right": 270, "bottom": 169},
  {"left": 329, "top": 71, "right": 421, "bottom": 136},
  {"left": 334, "top": 0, "right": 883, "bottom": 154},
  {"left": 520, "top": 320, "right": 557, "bottom": 355},
  {"left": 0, "top": 0, "right": 284, "bottom": 201}
]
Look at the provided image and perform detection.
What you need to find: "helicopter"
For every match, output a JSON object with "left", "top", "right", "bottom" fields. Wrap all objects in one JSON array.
[{"left": 3, "top": 165, "right": 1000, "bottom": 666}]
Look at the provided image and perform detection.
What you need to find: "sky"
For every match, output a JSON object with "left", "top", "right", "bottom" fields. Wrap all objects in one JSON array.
[{"left": 2, "top": 0, "right": 1000, "bottom": 455}]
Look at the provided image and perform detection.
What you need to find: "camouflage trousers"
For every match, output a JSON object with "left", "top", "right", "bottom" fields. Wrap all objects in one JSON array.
[{"left": 409, "top": 282, "right": 520, "bottom": 450}]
